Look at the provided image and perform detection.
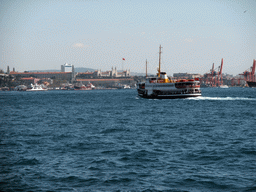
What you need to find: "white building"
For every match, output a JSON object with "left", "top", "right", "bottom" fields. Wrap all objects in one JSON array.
[
  {"left": 61, "top": 63, "right": 73, "bottom": 72},
  {"left": 61, "top": 63, "right": 75, "bottom": 78}
]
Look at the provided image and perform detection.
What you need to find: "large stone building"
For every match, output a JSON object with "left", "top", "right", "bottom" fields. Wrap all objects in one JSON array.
[
  {"left": 75, "top": 67, "right": 132, "bottom": 87},
  {"left": 9, "top": 63, "right": 74, "bottom": 82},
  {"left": 10, "top": 71, "right": 73, "bottom": 81},
  {"left": 76, "top": 67, "right": 130, "bottom": 79}
]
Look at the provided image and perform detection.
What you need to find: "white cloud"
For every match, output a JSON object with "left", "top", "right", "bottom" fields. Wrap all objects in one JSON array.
[{"left": 72, "top": 43, "right": 88, "bottom": 48}]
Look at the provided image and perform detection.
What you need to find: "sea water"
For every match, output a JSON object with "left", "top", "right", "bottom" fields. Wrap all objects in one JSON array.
[{"left": 1, "top": 87, "right": 256, "bottom": 191}]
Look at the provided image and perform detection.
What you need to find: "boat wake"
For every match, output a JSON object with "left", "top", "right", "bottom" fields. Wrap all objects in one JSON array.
[{"left": 187, "top": 96, "right": 256, "bottom": 101}]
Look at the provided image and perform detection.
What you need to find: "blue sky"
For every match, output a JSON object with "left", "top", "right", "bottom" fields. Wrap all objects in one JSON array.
[{"left": 1, "top": 0, "right": 255, "bottom": 75}]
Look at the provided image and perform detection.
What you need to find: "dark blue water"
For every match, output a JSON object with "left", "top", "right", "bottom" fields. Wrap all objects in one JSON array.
[{"left": 1, "top": 88, "right": 256, "bottom": 191}]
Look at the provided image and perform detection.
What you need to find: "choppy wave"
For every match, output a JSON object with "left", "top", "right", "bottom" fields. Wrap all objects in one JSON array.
[
  {"left": 1, "top": 89, "right": 256, "bottom": 191},
  {"left": 15, "top": 157, "right": 40, "bottom": 166}
]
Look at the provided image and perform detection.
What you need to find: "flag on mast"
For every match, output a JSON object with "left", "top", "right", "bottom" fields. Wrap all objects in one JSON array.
[{"left": 122, "top": 58, "right": 125, "bottom": 60}]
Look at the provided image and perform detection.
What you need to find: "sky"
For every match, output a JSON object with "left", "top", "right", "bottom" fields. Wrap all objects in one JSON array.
[{"left": 0, "top": 0, "right": 256, "bottom": 76}]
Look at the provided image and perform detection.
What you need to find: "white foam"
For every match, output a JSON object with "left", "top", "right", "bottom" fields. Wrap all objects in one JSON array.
[{"left": 187, "top": 96, "right": 256, "bottom": 101}]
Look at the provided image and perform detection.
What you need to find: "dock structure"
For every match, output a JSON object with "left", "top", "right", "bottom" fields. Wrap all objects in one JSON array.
[{"left": 200, "top": 59, "right": 224, "bottom": 87}]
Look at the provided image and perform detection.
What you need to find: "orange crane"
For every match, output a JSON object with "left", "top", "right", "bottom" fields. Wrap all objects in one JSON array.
[
  {"left": 203, "top": 63, "right": 217, "bottom": 86},
  {"left": 215, "top": 58, "right": 224, "bottom": 86},
  {"left": 239, "top": 59, "right": 256, "bottom": 82},
  {"left": 202, "top": 59, "right": 223, "bottom": 87}
]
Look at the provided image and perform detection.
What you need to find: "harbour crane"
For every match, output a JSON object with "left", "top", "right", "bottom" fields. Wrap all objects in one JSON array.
[
  {"left": 215, "top": 58, "right": 224, "bottom": 86},
  {"left": 201, "top": 59, "right": 223, "bottom": 87},
  {"left": 239, "top": 59, "right": 256, "bottom": 82}
]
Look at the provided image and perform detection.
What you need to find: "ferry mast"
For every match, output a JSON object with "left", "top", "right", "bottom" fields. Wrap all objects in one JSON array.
[
  {"left": 146, "top": 59, "right": 148, "bottom": 77},
  {"left": 158, "top": 45, "right": 162, "bottom": 77}
]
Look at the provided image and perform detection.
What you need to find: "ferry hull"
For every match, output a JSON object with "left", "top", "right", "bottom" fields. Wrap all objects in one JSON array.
[{"left": 137, "top": 89, "right": 201, "bottom": 99}]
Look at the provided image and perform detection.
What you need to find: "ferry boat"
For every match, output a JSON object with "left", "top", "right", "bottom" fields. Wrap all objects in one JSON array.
[
  {"left": 14, "top": 85, "right": 27, "bottom": 91},
  {"left": 87, "top": 82, "right": 96, "bottom": 89},
  {"left": 74, "top": 82, "right": 95, "bottom": 90},
  {"left": 219, "top": 85, "right": 229, "bottom": 88},
  {"left": 117, "top": 84, "right": 131, "bottom": 89},
  {"left": 27, "top": 83, "right": 48, "bottom": 91},
  {"left": 137, "top": 46, "right": 201, "bottom": 99}
]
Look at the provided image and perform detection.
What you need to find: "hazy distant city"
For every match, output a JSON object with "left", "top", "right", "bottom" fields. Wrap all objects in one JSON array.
[{"left": 1, "top": 59, "right": 255, "bottom": 91}]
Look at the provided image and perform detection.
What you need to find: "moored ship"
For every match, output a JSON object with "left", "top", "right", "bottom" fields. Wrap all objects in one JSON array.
[
  {"left": 27, "top": 83, "right": 48, "bottom": 91},
  {"left": 137, "top": 46, "right": 201, "bottom": 99},
  {"left": 74, "top": 82, "right": 95, "bottom": 90},
  {"left": 244, "top": 59, "right": 256, "bottom": 88},
  {"left": 247, "top": 81, "right": 256, "bottom": 87}
]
